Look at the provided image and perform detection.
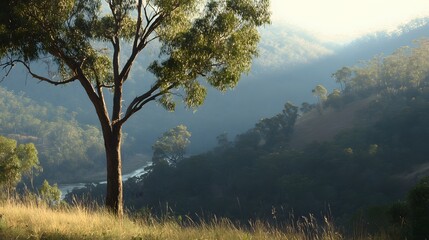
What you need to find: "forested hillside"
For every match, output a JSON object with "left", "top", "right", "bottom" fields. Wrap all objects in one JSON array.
[
  {"left": 0, "top": 87, "right": 105, "bottom": 183},
  {"left": 67, "top": 38, "right": 429, "bottom": 237}
]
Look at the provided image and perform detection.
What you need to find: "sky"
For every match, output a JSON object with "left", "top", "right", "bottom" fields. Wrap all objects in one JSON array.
[{"left": 270, "top": 0, "right": 429, "bottom": 43}]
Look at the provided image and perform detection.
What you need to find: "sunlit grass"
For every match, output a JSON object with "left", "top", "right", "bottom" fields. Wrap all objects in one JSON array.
[{"left": 0, "top": 199, "right": 345, "bottom": 240}]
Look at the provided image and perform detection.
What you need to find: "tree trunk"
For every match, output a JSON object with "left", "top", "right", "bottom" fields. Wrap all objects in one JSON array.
[{"left": 104, "top": 127, "right": 123, "bottom": 217}]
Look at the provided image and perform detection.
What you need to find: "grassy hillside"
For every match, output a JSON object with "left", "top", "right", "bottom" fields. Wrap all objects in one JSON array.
[
  {"left": 0, "top": 201, "right": 343, "bottom": 240},
  {"left": 289, "top": 95, "right": 377, "bottom": 148}
]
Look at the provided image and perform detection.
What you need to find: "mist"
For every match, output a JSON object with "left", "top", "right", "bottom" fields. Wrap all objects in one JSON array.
[{"left": 3, "top": 19, "right": 429, "bottom": 157}]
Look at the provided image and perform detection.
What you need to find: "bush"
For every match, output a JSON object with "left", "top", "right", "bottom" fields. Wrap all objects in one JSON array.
[{"left": 408, "top": 177, "right": 429, "bottom": 240}]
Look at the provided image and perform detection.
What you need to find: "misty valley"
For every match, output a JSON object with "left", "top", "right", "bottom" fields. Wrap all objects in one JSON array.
[{"left": 2, "top": 1, "right": 429, "bottom": 239}]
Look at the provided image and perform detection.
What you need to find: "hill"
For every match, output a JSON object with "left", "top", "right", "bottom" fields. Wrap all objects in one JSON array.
[
  {"left": 289, "top": 95, "right": 377, "bottom": 148},
  {"left": 65, "top": 37, "right": 429, "bottom": 239},
  {"left": 0, "top": 87, "right": 105, "bottom": 183}
]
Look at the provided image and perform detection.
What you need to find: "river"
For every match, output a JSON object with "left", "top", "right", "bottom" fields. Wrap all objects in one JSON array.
[{"left": 58, "top": 164, "right": 150, "bottom": 199}]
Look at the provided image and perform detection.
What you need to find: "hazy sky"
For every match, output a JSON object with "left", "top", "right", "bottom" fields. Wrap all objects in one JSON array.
[{"left": 271, "top": 0, "right": 429, "bottom": 43}]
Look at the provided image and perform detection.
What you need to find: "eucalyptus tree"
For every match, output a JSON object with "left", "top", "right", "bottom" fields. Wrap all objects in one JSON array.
[
  {"left": 331, "top": 67, "right": 351, "bottom": 91},
  {"left": 312, "top": 84, "right": 327, "bottom": 102},
  {"left": 408, "top": 39, "right": 429, "bottom": 88},
  {"left": 312, "top": 84, "right": 327, "bottom": 113},
  {"left": 39, "top": 179, "right": 62, "bottom": 206},
  {"left": 0, "top": 0, "right": 270, "bottom": 216},
  {"left": 152, "top": 124, "right": 191, "bottom": 166},
  {"left": 0, "top": 136, "right": 41, "bottom": 199}
]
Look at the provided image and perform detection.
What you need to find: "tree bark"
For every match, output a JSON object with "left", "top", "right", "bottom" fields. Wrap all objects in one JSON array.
[
  {"left": 74, "top": 72, "right": 124, "bottom": 216},
  {"left": 104, "top": 126, "right": 123, "bottom": 217}
]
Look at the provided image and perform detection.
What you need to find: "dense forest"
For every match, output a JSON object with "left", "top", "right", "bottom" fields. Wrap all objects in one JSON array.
[{"left": 64, "top": 39, "right": 429, "bottom": 238}]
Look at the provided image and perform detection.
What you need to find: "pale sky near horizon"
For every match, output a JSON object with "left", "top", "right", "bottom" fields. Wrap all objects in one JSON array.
[{"left": 271, "top": 0, "right": 429, "bottom": 43}]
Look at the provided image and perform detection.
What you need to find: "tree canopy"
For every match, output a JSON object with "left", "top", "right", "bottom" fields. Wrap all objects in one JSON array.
[
  {"left": 331, "top": 39, "right": 429, "bottom": 95},
  {"left": 39, "top": 179, "right": 62, "bottom": 206},
  {"left": 152, "top": 124, "right": 191, "bottom": 166},
  {"left": 0, "top": 0, "right": 270, "bottom": 111},
  {"left": 0, "top": 135, "right": 41, "bottom": 198}
]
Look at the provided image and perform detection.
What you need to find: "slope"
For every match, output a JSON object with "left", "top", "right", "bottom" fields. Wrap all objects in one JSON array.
[
  {"left": 289, "top": 95, "right": 377, "bottom": 148},
  {"left": 65, "top": 38, "right": 429, "bottom": 234}
]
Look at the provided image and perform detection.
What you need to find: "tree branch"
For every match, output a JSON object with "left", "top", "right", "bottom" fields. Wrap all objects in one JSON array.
[
  {"left": 119, "top": 82, "right": 177, "bottom": 126},
  {"left": 1, "top": 59, "right": 78, "bottom": 86},
  {"left": 124, "top": 83, "right": 160, "bottom": 117},
  {"left": 133, "top": 0, "right": 143, "bottom": 50},
  {"left": 100, "top": 83, "right": 115, "bottom": 89},
  {"left": 0, "top": 61, "right": 16, "bottom": 83},
  {"left": 118, "top": 9, "right": 165, "bottom": 85}
]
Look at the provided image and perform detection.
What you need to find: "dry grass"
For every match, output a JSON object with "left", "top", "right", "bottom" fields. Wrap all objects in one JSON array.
[
  {"left": 289, "top": 96, "right": 377, "bottom": 148},
  {"left": 0, "top": 200, "right": 345, "bottom": 240}
]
